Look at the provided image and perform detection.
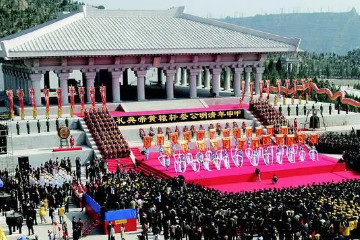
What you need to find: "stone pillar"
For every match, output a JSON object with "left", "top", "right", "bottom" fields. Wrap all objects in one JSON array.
[
  {"left": 3, "top": 72, "right": 8, "bottom": 90},
  {"left": 111, "top": 71, "right": 122, "bottom": 102},
  {"left": 157, "top": 68, "right": 163, "bottom": 86},
  {"left": 84, "top": 71, "right": 97, "bottom": 103},
  {"left": 175, "top": 68, "right": 181, "bottom": 85},
  {"left": 233, "top": 67, "right": 244, "bottom": 97},
  {"left": 135, "top": 70, "right": 147, "bottom": 101},
  {"left": 57, "top": 72, "right": 70, "bottom": 105},
  {"left": 224, "top": 67, "right": 231, "bottom": 91},
  {"left": 210, "top": 68, "right": 222, "bottom": 97},
  {"left": 197, "top": 69, "right": 203, "bottom": 88},
  {"left": 254, "top": 67, "right": 265, "bottom": 95},
  {"left": 30, "top": 73, "right": 43, "bottom": 106},
  {"left": 244, "top": 67, "right": 252, "bottom": 94},
  {"left": 164, "top": 69, "right": 176, "bottom": 99},
  {"left": 189, "top": 69, "right": 201, "bottom": 98},
  {"left": 204, "top": 68, "right": 211, "bottom": 88},
  {"left": 9, "top": 73, "right": 14, "bottom": 92},
  {"left": 123, "top": 69, "right": 129, "bottom": 86},
  {"left": 181, "top": 68, "right": 187, "bottom": 86}
]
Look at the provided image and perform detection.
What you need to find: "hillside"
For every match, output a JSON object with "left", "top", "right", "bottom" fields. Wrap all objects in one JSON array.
[
  {"left": 0, "top": 0, "right": 83, "bottom": 39},
  {"left": 221, "top": 8, "right": 360, "bottom": 54}
]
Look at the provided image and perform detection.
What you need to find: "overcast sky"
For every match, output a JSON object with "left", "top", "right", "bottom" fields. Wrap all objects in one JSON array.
[{"left": 81, "top": 0, "right": 360, "bottom": 18}]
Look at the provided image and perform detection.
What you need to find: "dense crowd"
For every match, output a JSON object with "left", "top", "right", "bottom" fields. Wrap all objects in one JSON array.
[
  {"left": 318, "top": 131, "right": 360, "bottom": 171},
  {"left": 0, "top": 158, "right": 85, "bottom": 239},
  {"left": 84, "top": 108, "right": 130, "bottom": 159},
  {"left": 250, "top": 99, "right": 296, "bottom": 134},
  {"left": 85, "top": 168, "right": 360, "bottom": 240}
]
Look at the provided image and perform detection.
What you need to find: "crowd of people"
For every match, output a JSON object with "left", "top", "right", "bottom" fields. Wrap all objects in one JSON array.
[
  {"left": 318, "top": 130, "right": 360, "bottom": 171},
  {"left": 84, "top": 167, "right": 360, "bottom": 240},
  {"left": 250, "top": 99, "right": 297, "bottom": 134},
  {"left": 84, "top": 108, "right": 130, "bottom": 159},
  {"left": 0, "top": 158, "right": 85, "bottom": 239}
]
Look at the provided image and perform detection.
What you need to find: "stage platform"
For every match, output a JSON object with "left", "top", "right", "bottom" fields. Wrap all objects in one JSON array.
[{"left": 133, "top": 147, "right": 351, "bottom": 192}]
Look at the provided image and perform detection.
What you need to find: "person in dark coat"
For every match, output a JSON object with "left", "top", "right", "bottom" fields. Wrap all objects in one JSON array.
[
  {"left": 26, "top": 215, "right": 34, "bottom": 235},
  {"left": 16, "top": 121, "right": 20, "bottom": 135},
  {"left": 37, "top": 120, "right": 41, "bottom": 133},
  {"left": 26, "top": 121, "right": 30, "bottom": 134}
]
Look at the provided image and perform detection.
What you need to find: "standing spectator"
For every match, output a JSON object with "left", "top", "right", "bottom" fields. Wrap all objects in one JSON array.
[
  {"left": 58, "top": 206, "right": 65, "bottom": 223},
  {"left": 26, "top": 215, "right": 34, "bottom": 235},
  {"left": 107, "top": 222, "right": 112, "bottom": 240},
  {"left": 110, "top": 224, "right": 116, "bottom": 240},
  {"left": 78, "top": 218, "right": 84, "bottom": 237},
  {"left": 120, "top": 223, "right": 125, "bottom": 240},
  {"left": 142, "top": 222, "right": 149, "bottom": 240},
  {"left": 39, "top": 205, "right": 46, "bottom": 223},
  {"left": 49, "top": 207, "right": 55, "bottom": 224},
  {"left": 255, "top": 168, "right": 261, "bottom": 182}
]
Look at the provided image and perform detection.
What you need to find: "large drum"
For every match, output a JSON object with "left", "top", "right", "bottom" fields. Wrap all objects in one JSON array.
[
  {"left": 309, "top": 133, "right": 319, "bottom": 145},
  {"left": 262, "top": 135, "right": 271, "bottom": 147},
  {"left": 297, "top": 132, "right": 306, "bottom": 144},
  {"left": 276, "top": 134, "right": 284, "bottom": 146},
  {"left": 280, "top": 126, "right": 288, "bottom": 135},
  {"left": 251, "top": 137, "right": 260, "bottom": 149},
  {"left": 246, "top": 126, "right": 253, "bottom": 138},
  {"left": 238, "top": 138, "right": 247, "bottom": 150},
  {"left": 255, "top": 127, "right": 263, "bottom": 137},
  {"left": 266, "top": 125, "right": 274, "bottom": 136},
  {"left": 286, "top": 134, "right": 295, "bottom": 146}
]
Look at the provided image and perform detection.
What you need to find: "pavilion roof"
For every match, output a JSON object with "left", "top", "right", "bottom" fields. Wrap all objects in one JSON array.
[{"left": 0, "top": 6, "right": 301, "bottom": 59}]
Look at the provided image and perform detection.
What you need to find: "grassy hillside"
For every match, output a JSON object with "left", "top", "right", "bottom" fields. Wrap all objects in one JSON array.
[
  {"left": 222, "top": 8, "right": 360, "bottom": 54},
  {"left": 0, "top": 0, "right": 83, "bottom": 39}
]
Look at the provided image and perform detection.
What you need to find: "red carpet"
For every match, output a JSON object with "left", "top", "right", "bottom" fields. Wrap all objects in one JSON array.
[
  {"left": 134, "top": 147, "right": 351, "bottom": 191},
  {"left": 108, "top": 104, "right": 249, "bottom": 117},
  {"left": 107, "top": 157, "right": 136, "bottom": 172},
  {"left": 53, "top": 147, "right": 82, "bottom": 152},
  {"left": 211, "top": 171, "right": 360, "bottom": 193}
]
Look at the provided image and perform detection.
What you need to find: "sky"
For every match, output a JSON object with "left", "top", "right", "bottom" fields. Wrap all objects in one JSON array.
[{"left": 81, "top": 0, "right": 360, "bottom": 18}]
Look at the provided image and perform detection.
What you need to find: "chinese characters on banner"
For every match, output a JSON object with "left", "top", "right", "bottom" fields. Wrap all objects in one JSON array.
[
  {"left": 69, "top": 86, "right": 76, "bottom": 117},
  {"left": 16, "top": 89, "right": 25, "bottom": 120},
  {"left": 6, "top": 90, "right": 14, "bottom": 120},
  {"left": 56, "top": 89, "right": 62, "bottom": 118},
  {"left": 156, "top": 134, "right": 164, "bottom": 146},
  {"left": 143, "top": 136, "right": 152, "bottom": 148},
  {"left": 78, "top": 87, "right": 85, "bottom": 117},
  {"left": 29, "top": 88, "right": 37, "bottom": 119},
  {"left": 259, "top": 80, "right": 263, "bottom": 99},
  {"left": 196, "top": 130, "right": 205, "bottom": 141},
  {"left": 89, "top": 86, "right": 96, "bottom": 111},
  {"left": 114, "top": 110, "right": 244, "bottom": 126},
  {"left": 169, "top": 132, "right": 179, "bottom": 145},
  {"left": 43, "top": 88, "right": 50, "bottom": 119},
  {"left": 100, "top": 85, "right": 107, "bottom": 110}
]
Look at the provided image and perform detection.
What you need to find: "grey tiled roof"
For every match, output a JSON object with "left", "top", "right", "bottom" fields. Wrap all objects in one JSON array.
[{"left": 1, "top": 6, "right": 300, "bottom": 58}]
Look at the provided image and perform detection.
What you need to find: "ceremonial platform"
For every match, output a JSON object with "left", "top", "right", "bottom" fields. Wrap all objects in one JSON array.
[{"left": 131, "top": 146, "right": 350, "bottom": 193}]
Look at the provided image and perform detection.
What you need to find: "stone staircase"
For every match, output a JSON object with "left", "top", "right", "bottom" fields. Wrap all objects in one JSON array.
[{"left": 78, "top": 118, "right": 102, "bottom": 160}]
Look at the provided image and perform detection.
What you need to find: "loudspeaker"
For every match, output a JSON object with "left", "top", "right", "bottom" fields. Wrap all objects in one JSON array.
[{"left": 18, "top": 156, "right": 29, "bottom": 171}]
